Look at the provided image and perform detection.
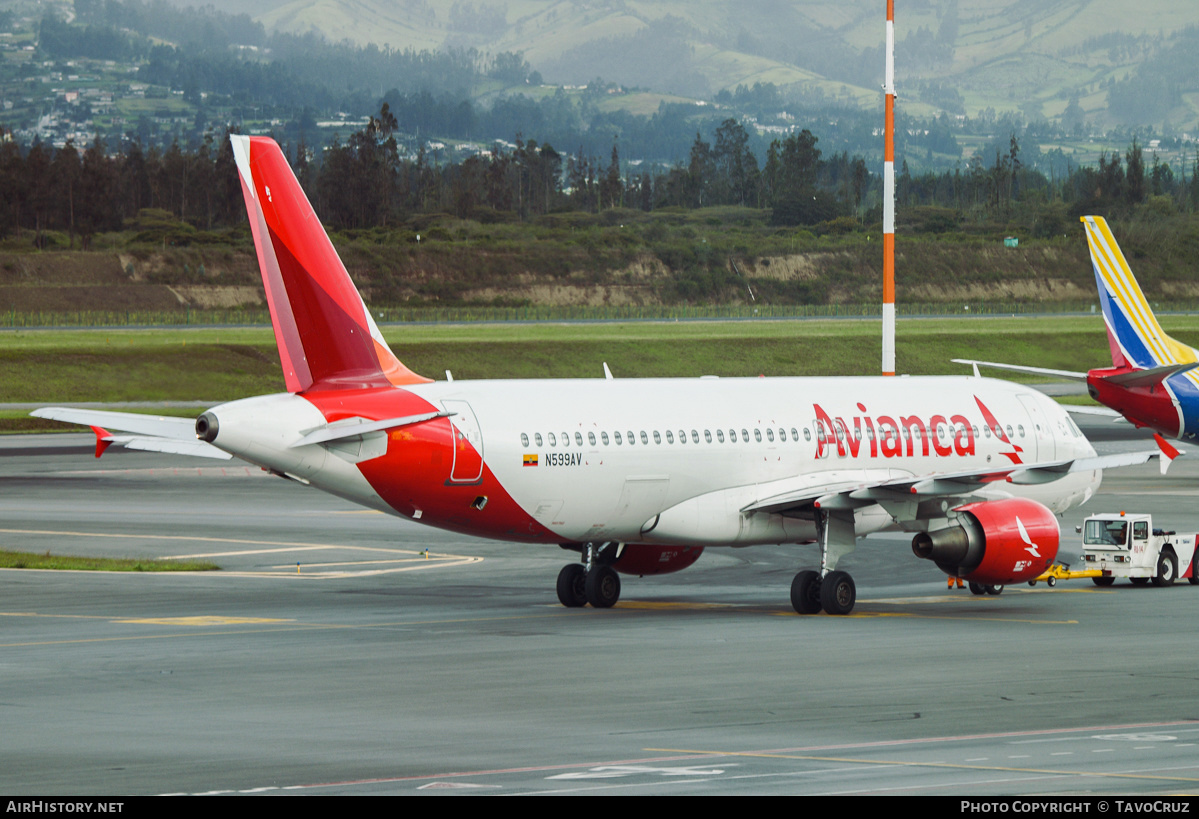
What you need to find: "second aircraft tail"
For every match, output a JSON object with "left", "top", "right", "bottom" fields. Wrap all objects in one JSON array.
[{"left": 1082, "top": 215, "right": 1198, "bottom": 371}]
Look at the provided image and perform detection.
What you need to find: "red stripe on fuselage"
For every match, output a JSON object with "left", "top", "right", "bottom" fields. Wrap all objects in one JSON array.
[{"left": 302, "top": 387, "right": 558, "bottom": 543}]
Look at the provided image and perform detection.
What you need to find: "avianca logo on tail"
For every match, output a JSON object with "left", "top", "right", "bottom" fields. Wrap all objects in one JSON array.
[{"left": 812, "top": 397, "right": 1023, "bottom": 464}]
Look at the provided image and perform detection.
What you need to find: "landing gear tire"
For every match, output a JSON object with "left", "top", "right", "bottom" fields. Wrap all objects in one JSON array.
[
  {"left": 1092, "top": 576, "right": 1115, "bottom": 587},
  {"left": 986, "top": 585, "right": 1004, "bottom": 595},
  {"left": 968, "top": 582, "right": 986, "bottom": 595},
  {"left": 1047, "top": 576, "right": 1057, "bottom": 587},
  {"left": 820, "top": 570, "right": 856, "bottom": 615},
  {"left": 556, "top": 564, "right": 587, "bottom": 608},
  {"left": 791, "top": 570, "right": 823, "bottom": 615},
  {"left": 585, "top": 565, "right": 621, "bottom": 608},
  {"left": 1153, "top": 552, "right": 1177, "bottom": 587}
]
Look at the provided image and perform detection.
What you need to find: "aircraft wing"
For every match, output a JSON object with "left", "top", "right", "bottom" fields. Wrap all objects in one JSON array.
[
  {"left": 31, "top": 407, "right": 231, "bottom": 460},
  {"left": 741, "top": 448, "right": 1168, "bottom": 516},
  {"left": 952, "top": 359, "right": 1087, "bottom": 381}
]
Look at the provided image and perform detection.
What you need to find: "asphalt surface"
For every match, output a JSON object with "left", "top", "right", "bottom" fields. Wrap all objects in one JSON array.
[{"left": 1, "top": 418, "right": 1197, "bottom": 796}]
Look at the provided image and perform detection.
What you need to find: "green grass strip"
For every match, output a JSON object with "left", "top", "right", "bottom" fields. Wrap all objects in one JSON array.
[{"left": 0, "top": 551, "right": 219, "bottom": 571}]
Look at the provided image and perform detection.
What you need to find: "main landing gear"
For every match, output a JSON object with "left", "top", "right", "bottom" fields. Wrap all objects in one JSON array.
[
  {"left": 792, "top": 509, "right": 860, "bottom": 615},
  {"left": 556, "top": 543, "right": 621, "bottom": 609},
  {"left": 790, "top": 569, "right": 857, "bottom": 615}
]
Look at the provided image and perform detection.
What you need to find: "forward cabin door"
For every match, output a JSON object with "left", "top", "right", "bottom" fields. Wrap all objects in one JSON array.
[{"left": 1017, "top": 394, "right": 1056, "bottom": 462}]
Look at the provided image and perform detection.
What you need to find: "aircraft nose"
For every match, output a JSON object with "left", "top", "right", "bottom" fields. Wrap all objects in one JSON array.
[{"left": 196, "top": 411, "right": 219, "bottom": 443}]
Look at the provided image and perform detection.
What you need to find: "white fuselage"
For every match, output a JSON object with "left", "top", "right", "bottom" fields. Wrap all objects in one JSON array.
[{"left": 206, "top": 374, "right": 1100, "bottom": 548}]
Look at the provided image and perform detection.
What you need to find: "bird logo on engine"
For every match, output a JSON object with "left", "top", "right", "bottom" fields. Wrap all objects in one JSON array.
[{"left": 1016, "top": 517, "right": 1041, "bottom": 557}]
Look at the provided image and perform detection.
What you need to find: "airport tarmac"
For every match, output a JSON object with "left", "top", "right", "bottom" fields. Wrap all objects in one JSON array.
[{"left": 1, "top": 421, "right": 1198, "bottom": 796}]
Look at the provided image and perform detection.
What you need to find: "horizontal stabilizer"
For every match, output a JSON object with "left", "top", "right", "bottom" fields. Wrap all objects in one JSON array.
[
  {"left": 109, "top": 435, "right": 232, "bottom": 460},
  {"left": 291, "top": 410, "right": 454, "bottom": 448},
  {"left": 1097, "top": 361, "right": 1199, "bottom": 388},
  {"left": 33, "top": 407, "right": 231, "bottom": 460},
  {"left": 952, "top": 359, "right": 1087, "bottom": 381},
  {"left": 33, "top": 407, "right": 197, "bottom": 438}
]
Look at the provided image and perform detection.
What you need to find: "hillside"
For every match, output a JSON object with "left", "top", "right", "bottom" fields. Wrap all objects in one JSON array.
[{"left": 254, "top": 0, "right": 1199, "bottom": 129}]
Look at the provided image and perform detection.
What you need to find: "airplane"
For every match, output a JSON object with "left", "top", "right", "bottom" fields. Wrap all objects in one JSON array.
[
  {"left": 34, "top": 138, "right": 1169, "bottom": 616},
  {"left": 955, "top": 216, "right": 1199, "bottom": 445}
]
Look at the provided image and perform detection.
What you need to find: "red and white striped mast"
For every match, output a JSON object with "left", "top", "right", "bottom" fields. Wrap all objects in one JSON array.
[{"left": 882, "top": 0, "right": 896, "bottom": 376}]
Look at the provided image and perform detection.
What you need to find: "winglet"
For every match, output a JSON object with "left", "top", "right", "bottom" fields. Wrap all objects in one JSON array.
[
  {"left": 89, "top": 425, "right": 114, "bottom": 459},
  {"left": 1153, "top": 433, "right": 1182, "bottom": 475}
]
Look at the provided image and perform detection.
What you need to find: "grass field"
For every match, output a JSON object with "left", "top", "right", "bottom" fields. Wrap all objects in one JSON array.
[{"left": 9, "top": 314, "right": 1195, "bottom": 432}]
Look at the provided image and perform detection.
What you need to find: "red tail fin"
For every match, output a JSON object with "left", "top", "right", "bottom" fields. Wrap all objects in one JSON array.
[{"left": 230, "top": 135, "right": 429, "bottom": 392}]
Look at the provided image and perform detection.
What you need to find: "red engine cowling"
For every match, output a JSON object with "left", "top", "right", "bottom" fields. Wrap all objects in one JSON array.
[
  {"left": 911, "top": 498, "right": 1059, "bottom": 584},
  {"left": 610, "top": 544, "right": 705, "bottom": 576}
]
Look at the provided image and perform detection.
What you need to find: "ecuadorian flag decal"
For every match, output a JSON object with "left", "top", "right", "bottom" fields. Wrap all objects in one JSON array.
[{"left": 523, "top": 453, "right": 538, "bottom": 467}]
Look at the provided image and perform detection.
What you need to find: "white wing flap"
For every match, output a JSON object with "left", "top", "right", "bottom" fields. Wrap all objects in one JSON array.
[{"left": 741, "top": 450, "right": 1166, "bottom": 516}]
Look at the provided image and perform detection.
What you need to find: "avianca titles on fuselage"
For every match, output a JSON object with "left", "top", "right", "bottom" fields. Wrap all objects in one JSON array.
[{"left": 44, "top": 136, "right": 1163, "bottom": 616}]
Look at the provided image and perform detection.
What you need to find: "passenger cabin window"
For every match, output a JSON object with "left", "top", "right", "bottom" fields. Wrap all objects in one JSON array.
[
  {"left": 766, "top": 428, "right": 775, "bottom": 442},
  {"left": 729, "top": 429, "right": 737, "bottom": 442},
  {"left": 535, "top": 433, "right": 543, "bottom": 447},
  {"left": 653, "top": 430, "right": 662, "bottom": 444},
  {"left": 614, "top": 431, "right": 622, "bottom": 445},
  {"left": 742, "top": 429, "right": 750, "bottom": 442},
  {"left": 521, "top": 433, "right": 529, "bottom": 447},
  {"left": 678, "top": 430, "right": 687, "bottom": 444},
  {"left": 690, "top": 430, "right": 699, "bottom": 444},
  {"left": 640, "top": 431, "right": 649, "bottom": 445},
  {"left": 587, "top": 432, "right": 596, "bottom": 446},
  {"left": 716, "top": 429, "right": 725, "bottom": 443},
  {"left": 548, "top": 432, "right": 557, "bottom": 446},
  {"left": 754, "top": 429, "right": 763, "bottom": 443},
  {"left": 601, "top": 432, "right": 609, "bottom": 445},
  {"left": 666, "top": 430, "right": 674, "bottom": 444},
  {"left": 627, "top": 430, "right": 635, "bottom": 445}
]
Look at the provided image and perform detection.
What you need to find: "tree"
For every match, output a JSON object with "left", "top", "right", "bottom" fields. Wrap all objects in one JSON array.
[
  {"left": 712, "top": 118, "right": 758, "bottom": 207},
  {"left": 1125, "top": 138, "right": 1145, "bottom": 206},
  {"left": 687, "top": 132, "right": 711, "bottom": 208}
]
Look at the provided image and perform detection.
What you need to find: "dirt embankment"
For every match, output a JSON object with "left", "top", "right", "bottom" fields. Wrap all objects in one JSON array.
[
  {"left": 0, "top": 250, "right": 265, "bottom": 312},
  {"left": 0, "top": 240, "right": 1174, "bottom": 310}
]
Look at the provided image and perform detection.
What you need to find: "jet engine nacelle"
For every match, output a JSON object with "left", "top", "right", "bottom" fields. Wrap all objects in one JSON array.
[{"left": 911, "top": 497, "right": 1058, "bottom": 584}]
